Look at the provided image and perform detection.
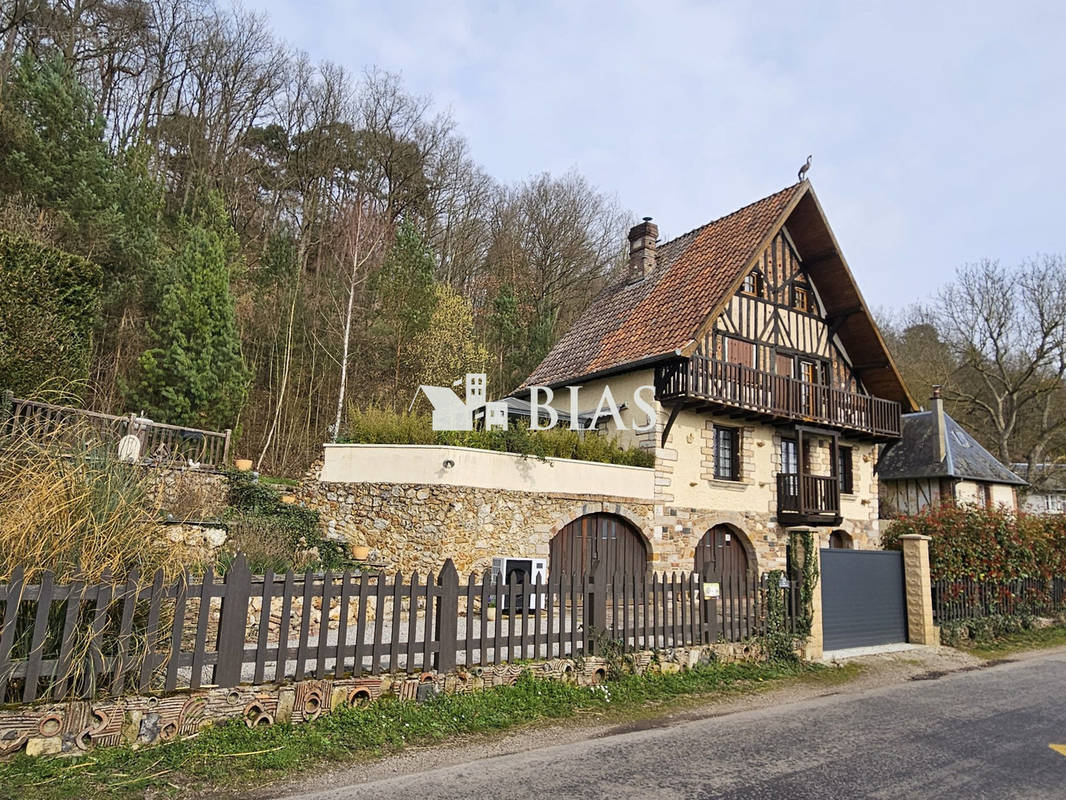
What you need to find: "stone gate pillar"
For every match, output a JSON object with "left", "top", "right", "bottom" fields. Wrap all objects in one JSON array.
[{"left": 899, "top": 534, "right": 937, "bottom": 646}]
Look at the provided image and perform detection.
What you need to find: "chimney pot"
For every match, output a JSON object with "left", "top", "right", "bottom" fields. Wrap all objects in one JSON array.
[{"left": 627, "top": 217, "right": 658, "bottom": 282}]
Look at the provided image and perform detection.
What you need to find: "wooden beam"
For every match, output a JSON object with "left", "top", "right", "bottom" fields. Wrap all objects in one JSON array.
[
  {"left": 851, "top": 361, "right": 890, "bottom": 372},
  {"left": 801, "top": 248, "right": 838, "bottom": 268},
  {"left": 826, "top": 305, "right": 864, "bottom": 337},
  {"left": 661, "top": 403, "right": 683, "bottom": 448}
]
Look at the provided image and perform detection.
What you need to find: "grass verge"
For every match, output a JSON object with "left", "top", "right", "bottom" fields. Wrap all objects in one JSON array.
[
  {"left": 964, "top": 625, "right": 1066, "bottom": 659},
  {"left": 0, "top": 659, "right": 858, "bottom": 800}
]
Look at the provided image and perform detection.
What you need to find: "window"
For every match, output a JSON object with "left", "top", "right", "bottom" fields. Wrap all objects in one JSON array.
[
  {"left": 781, "top": 439, "right": 798, "bottom": 475},
  {"left": 837, "top": 446, "right": 854, "bottom": 494},
  {"left": 714, "top": 426, "right": 740, "bottom": 480},
  {"left": 791, "top": 285, "right": 810, "bottom": 313},
  {"left": 742, "top": 271, "right": 765, "bottom": 298}
]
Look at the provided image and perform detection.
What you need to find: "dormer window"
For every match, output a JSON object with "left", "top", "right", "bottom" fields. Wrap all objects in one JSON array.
[{"left": 742, "top": 270, "right": 765, "bottom": 298}]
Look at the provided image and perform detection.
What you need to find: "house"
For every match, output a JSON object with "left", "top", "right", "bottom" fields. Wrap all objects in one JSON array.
[
  {"left": 1010, "top": 463, "right": 1066, "bottom": 515},
  {"left": 518, "top": 179, "right": 915, "bottom": 575},
  {"left": 876, "top": 388, "right": 1026, "bottom": 517},
  {"left": 302, "top": 180, "right": 917, "bottom": 585}
]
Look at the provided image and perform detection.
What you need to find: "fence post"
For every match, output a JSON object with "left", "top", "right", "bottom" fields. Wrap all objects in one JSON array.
[
  {"left": 900, "top": 534, "right": 938, "bottom": 646},
  {"left": 216, "top": 554, "right": 252, "bottom": 687},
  {"left": 584, "top": 561, "right": 607, "bottom": 655},
  {"left": 222, "top": 428, "right": 232, "bottom": 465},
  {"left": 789, "top": 530, "right": 823, "bottom": 661},
  {"left": 434, "top": 560, "right": 459, "bottom": 672}
]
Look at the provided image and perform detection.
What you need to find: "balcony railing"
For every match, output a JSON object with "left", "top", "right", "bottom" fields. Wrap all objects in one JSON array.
[
  {"left": 654, "top": 356, "right": 902, "bottom": 438},
  {"left": 777, "top": 473, "right": 841, "bottom": 525}
]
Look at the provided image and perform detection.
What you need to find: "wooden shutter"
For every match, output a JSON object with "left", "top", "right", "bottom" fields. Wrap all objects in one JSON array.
[
  {"left": 775, "top": 353, "right": 793, "bottom": 377},
  {"left": 725, "top": 337, "right": 755, "bottom": 369}
]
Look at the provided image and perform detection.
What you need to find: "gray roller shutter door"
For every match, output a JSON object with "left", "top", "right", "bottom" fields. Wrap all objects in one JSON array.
[{"left": 821, "top": 549, "right": 907, "bottom": 650}]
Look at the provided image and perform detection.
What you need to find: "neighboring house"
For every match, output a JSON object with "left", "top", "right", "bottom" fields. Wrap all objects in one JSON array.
[
  {"left": 876, "top": 389, "right": 1026, "bottom": 517},
  {"left": 516, "top": 179, "right": 915, "bottom": 575},
  {"left": 1010, "top": 463, "right": 1066, "bottom": 515}
]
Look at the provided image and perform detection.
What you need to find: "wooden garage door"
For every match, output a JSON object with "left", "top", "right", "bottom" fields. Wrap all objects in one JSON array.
[{"left": 549, "top": 514, "right": 647, "bottom": 578}]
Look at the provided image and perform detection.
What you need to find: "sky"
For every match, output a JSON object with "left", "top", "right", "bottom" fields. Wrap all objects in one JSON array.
[{"left": 246, "top": 0, "right": 1066, "bottom": 310}]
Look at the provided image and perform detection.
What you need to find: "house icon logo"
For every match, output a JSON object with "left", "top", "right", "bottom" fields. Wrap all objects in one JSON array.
[{"left": 420, "top": 373, "right": 509, "bottom": 431}]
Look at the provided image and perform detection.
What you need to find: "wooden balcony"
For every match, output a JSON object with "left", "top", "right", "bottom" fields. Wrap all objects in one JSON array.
[
  {"left": 777, "top": 473, "right": 842, "bottom": 526},
  {"left": 654, "top": 356, "right": 902, "bottom": 439}
]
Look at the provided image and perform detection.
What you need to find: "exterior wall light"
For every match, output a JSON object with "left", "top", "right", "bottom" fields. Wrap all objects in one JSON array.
[{"left": 442, "top": 459, "right": 455, "bottom": 469}]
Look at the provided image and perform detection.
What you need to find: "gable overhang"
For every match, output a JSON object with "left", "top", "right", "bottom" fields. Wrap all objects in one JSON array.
[
  {"left": 681, "top": 183, "right": 917, "bottom": 411},
  {"left": 509, "top": 349, "right": 679, "bottom": 399}
]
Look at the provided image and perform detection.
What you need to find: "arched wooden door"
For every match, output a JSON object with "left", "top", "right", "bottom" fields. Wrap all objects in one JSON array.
[
  {"left": 694, "top": 525, "right": 754, "bottom": 583},
  {"left": 549, "top": 513, "right": 648, "bottom": 578},
  {"left": 829, "top": 530, "right": 853, "bottom": 549}
]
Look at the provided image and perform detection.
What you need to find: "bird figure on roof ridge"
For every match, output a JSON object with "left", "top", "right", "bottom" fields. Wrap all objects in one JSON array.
[{"left": 797, "top": 155, "right": 812, "bottom": 182}]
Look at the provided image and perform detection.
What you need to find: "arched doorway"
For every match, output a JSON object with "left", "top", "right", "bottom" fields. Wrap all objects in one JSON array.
[
  {"left": 829, "top": 530, "right": 853, "bottom": 549},
  {"left": 694, "top": 524, "right": 757, "bottom": 639},
  {"left": 694, "top": 524, "right": 755, "bottom": 583},
  {"left": 549, "top": 513, "right": 648, "bottom": 578}
]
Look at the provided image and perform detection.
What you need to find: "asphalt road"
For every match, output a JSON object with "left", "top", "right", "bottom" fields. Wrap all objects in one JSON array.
[{"left": 281, "top": 649, "right": 1066, "bottom": 800}]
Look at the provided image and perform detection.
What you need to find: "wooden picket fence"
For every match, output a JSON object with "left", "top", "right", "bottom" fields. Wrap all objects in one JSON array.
[
  {"left": 0, "top": 557, "right": 796, "bottom": 705},
  {"left": 2, "top": 392, "right": 231, "bottom": 468}
]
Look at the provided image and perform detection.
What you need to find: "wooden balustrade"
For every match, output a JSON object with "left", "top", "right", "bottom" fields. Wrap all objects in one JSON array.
[
  {"left": 776, "top": 472, "right": 841, "bottom": 524},
  {"left": 654, "top": 356, "right": 902, "bottom": 438}
]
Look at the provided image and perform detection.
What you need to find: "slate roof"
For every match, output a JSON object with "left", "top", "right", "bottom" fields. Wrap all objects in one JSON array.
[
  {"left": 517, "top": 181, "right": 915, "bottom": 410},
  {"left": 877, "top": 411, "right": 1027, "bottom": 486},
  {"left": 1011, "top": 464, "right": 1066, "bottom": 493},
  {"left": 521, "top": 183, "right": 802, "bottom": 390}
]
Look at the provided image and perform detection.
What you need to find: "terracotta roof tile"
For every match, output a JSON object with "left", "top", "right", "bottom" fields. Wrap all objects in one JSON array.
[{"left": 522, "top": 183, "right": 803, "bottom": 389}]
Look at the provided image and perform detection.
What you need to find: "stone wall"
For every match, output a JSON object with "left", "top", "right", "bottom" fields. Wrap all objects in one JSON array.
[
  {"left": 146, "top": 466, "right": 229, "bottom": 519},
  {"left": 0, "top": 642, "right": 758, "bottom": 759},
  {"left": 297, "top": 458, "right": 655, "bottom": 576}
]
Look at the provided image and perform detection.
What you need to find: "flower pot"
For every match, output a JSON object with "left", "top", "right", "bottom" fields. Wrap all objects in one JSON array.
[
  {"left": 234, "top": 458, "right": 253, "bottom": 472},
  {"left": 485, "top": 607, "right": 496, "bottom": 621},
  {"left": 350, "top": 544, "right": 370, "bottom": 561},
  {"left": 280, "top": 494, "right": 296, "bottom": 504}
]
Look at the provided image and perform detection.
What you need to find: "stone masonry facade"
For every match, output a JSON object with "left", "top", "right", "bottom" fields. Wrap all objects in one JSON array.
[{"left": 298, "top": 419, "right": 882, "bottom": 578}]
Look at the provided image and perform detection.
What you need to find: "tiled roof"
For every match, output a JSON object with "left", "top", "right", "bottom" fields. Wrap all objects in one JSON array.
[{"left": 521, "top": 183, "right": 804, "bottom": 389}]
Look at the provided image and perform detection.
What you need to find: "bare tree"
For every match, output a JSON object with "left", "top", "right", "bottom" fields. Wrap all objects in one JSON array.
[
  {"left": 936, "top": 255, "right": 1066, "bottom": 468},
  {"left": 330, "top": 200, "right": 388, "bottom": 440}
]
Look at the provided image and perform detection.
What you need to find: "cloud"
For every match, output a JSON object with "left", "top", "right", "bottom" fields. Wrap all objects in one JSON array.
[{"left": 250, "top": 0, "right": 1066, "bottom": 307}]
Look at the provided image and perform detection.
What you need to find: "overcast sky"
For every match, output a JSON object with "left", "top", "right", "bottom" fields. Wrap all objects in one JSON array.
[{"left": 248, "top": 0, "right": 1065, "bottom": 310}]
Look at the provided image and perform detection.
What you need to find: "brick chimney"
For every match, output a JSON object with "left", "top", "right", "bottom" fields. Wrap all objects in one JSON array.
[
  {"left": 627, "top": 217, "right": 658, "bottom": 282},
  {"left": 931, "top": 385, "right": 947, "bottom": 463}
]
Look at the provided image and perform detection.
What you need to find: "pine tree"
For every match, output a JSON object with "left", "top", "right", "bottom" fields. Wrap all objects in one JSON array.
[{"left": 131, "top": 224, "right": 248, "bottom": 430}]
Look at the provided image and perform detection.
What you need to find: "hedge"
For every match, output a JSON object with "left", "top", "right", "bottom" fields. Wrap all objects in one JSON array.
[
  {"left": 341, "top": 407, "right": 656, "bottom": 468},
  {"left": 882, "top": 503, "right": 1066, "bottom": 581},
  {"left": 0, "top": 231, "right": 101, "bottom": 395}
]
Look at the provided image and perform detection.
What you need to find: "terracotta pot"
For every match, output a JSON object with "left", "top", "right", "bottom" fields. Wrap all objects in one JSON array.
[
  {"left": 234, "top": 458, "right": 253, "bottom": 472},
  {"left": 280, "top": 494, "right": 296, "bottom": 504},
  {"left": 350, "top": 544, "right": 370, "bottom": 561}
]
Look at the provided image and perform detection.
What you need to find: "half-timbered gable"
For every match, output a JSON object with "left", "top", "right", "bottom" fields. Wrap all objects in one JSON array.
[
  {"left": 521, "top": 179, "right": 916, "bottom": 560},
  {"left": 700, "top": 229, "right": 862, "bottom": 395}
]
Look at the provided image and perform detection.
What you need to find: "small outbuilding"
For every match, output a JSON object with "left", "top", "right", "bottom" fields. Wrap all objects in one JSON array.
[
  {"left": 877, "top": 388, "right": 1026, "bottom": 517},
  {"left": 1011, "top": 463, "right": 1066, "bottom": 515}
]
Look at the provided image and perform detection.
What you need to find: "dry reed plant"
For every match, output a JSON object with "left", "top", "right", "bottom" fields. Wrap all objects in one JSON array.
[
  {"left": 0, "top": 427, "right": 195, "bottom": 700},
  {"left": 0, "top": 427, "right": 189, "bottom": 584}
]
